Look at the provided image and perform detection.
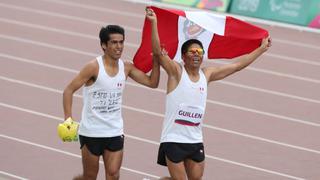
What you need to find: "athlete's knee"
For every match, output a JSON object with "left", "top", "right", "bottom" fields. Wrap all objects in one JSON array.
[{"left": 106, "top": 168, "right": 120, "bottom": 179}]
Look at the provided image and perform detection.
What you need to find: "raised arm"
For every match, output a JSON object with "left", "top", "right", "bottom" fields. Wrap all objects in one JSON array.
[
  {"left": 204, "top": 37, "right": 272, "bottom": 83},
  {"left": 146, "top": 7, "right": 180, "bottom": 76},
  {"left": 63, "top": 60, "right": 97, "bottom": 120}
]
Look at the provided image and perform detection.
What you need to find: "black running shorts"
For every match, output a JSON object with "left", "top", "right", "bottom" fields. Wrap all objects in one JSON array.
[
  {"left": 79, "top": 135, "right": 124, "bottom": 156},
  {"left": 157, "top": 142, "right": 205, "bottom": 166}
]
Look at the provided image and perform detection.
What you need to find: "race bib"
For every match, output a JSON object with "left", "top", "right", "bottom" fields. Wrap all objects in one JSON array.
[
  {"left": 91, "top": 90, "right": 122, "bottom": 113},
  {"left": 174, "top": 104, "right": 204, "bottom": 126}
]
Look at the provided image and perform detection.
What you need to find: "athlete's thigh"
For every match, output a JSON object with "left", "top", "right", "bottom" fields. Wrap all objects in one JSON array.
[
  {"left": 102, "top": 149, "right": 123, "bottom": 174},
  {"left": 166, "top": 156, "right": 187, "bottom": 180},
  {"left": 81, "top": 145, "right": 100, "bottom": 178},
  {"left": 184, "top": 159, "right": 205, "bottom": 180}
]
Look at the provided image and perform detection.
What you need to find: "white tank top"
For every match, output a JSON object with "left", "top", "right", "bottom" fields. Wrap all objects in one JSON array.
[
  {"left": 160, "top": 66, "right": 207, "bottom": 143},
  {"left": 79, "top": 56, "right": 126, "bottom": 137}
]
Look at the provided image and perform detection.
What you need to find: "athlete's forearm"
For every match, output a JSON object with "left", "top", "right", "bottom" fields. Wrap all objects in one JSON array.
[
  {"left": 63, "top": 87, "right": 74, "bottom": 120},
  {"left": 151, "top": 19, "right": 162, "bottom": 57},
  {"left": 148, "top": 55, "right": 160, "bottom": 88}
]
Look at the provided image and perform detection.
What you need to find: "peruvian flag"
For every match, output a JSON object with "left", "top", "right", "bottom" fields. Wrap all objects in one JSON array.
[{"left": 133, "top": 6, "right": 269, "bottom": 73}]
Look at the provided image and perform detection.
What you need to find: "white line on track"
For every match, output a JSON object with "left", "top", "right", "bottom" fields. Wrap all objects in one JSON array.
[
  {"left": 211, "top": 60, "right": 320, "bottom": 84},
  {"left": 1, "top": 76, "right": 320, "bottom": 153},
  {"left": 271, "top": 38, "right": 320, "bottom": 51},
  {"left": 0, "top": 34, "right": 97, "bottom": 57},
  {"left": 0, "top": 171, "right": 28, "bottom": 180},
  {"left": 40, "top": 0, "right": 144, "bottom": 18},
  {"left": 265, "top": 53, "right": 320, "bottom": 66},
  {"left": 0, "top": 18, "right": 139, "bottom": 48},
  {"left": 205, "top": 154, "right": 305, "bottom": 180},
  {"left": 0, "top": 2, "right": 141, "bottom": 32},
  {"left": 0, "top": 103, "right": 307, "bottom": 180},
  {"left": 217, "top": 80, "right": 320, "bottom": 104},
  {"left": 0, "top": 134, "right": 160, "bottom": 179}
]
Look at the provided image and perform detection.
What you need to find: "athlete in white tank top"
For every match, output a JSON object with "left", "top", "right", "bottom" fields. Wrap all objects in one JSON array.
[
  {"left": 147, "top": 7, "right": 271, "bottom": 179},
  {"left": 63, "top": 24, "right": 160, "bottom": 180},
  {"left": 79, "top": 56, "right": 125, "bottom": 137}
]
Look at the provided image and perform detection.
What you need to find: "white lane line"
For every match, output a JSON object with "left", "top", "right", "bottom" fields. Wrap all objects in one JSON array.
[
  {"left": 0, "top": 2, "right": 141, "bottom": 32},
  {"left": 203, "top": 124, "right": 320, "bottom": 155},
  {"left": 1, "top": 76, "right": 320, "bottom": 153},
  {"left": 0, "top": 171, "right": 28, "bottom": 180},
  {"left": 0, "top": 134, "right": 160, "bottom": 179},
  {"left": 0, "top": 18, "right": 139, "bottom": 48},
  {"left": 0, "top": 3, "right": 319, "bottom": 65},
  {"left": 2, "top": 52, "right": 319, "bottom": 105},
  {"left": 272, "top": 39, "right": 320, "bottom": 51},
  {"left": 40, "top": 0, "right": 143, "bottom": 18},
  {"left": 207, "top": 99, "right": 320, "bottom": 127},
  {"left": 265, "top": 53, "right": 320, "bottom": 66},
  {"left": 1, "top": 55, "right": 319, "bottom": 127},
  {"left": 217, "top": 81, "right": 320, "bottom": 104},
  {"left": 206, "top": 155, "right": 305, "bottom": 180},
  {"left": 0, "top": 34, "right": 97, "bottom": 57},
  {"left": 211, "top": 60, "right": 320, "bottom": 84},
  {"left": 247, "top": 67, "right": 320, "bottom": 84},
  {"left": 0, "top": 104, "right": 307, "bottom": 180}
]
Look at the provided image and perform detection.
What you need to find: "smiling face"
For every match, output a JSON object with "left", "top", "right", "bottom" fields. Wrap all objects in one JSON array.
[
  {"left": 99, "top": 25, "right": 125, "bottom": 61},
  {"left": 182, "top": 43, "right": 204, "bottom": 69},
  {"left": 102, "top": 33, "right": 124, "bottom": 60}
]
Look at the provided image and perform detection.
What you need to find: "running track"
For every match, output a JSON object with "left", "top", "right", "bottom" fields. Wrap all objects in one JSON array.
[{"left": 0, "top": 0, "right": 319, "bottom": 179}]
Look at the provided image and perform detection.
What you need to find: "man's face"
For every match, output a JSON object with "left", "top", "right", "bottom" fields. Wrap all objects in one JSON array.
[
  {"left": 104, "top": 33, "right": 124, "bottom": 60},
  {"left": 183, "top": 44, "right": 204, "bottom": 68}
]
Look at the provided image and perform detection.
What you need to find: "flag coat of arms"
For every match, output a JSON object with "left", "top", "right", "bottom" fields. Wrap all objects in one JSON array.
[{"left": 133, "top": 6, "right": 268, "bottom": 73}]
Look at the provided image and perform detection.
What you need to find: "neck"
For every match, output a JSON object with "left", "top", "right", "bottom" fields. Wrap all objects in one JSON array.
[
  {"left": 184, "top": 65, "right": 199, "bottom": 76},
  {"left": 103, "top": 54, "right": 118, "bottom": 67}
]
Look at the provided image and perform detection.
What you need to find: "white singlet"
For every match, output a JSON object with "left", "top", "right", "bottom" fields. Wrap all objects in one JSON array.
[
  {"left": 78, "top": 56, "right": 126, "bottom": 137},
  {"left": 160, "top": 66, "right": 207, "bottom": 143}
]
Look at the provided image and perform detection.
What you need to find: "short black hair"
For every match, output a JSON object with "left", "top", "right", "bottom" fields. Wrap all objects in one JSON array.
[
  {"left": 181, "top": 39, "right": 204, "bottom": 56},
  {"left": 99, "top": 25, "right": 125, "bottom": 45}
]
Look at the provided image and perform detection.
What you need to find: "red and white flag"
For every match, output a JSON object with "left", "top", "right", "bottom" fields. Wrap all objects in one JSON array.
[{"left": 133, "top": 6, "right": 269, "bottom": 73}]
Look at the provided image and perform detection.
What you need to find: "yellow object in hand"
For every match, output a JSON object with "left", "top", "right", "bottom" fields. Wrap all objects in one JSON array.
[{"left": 57, "top": 117, "right": 79, "bottom": 142}]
